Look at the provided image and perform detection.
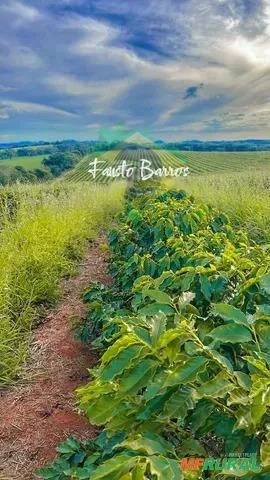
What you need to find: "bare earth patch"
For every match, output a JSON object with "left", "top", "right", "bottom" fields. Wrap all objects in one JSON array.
[{"left": 0, "top": 238, "right": 111, "bottom": 480}]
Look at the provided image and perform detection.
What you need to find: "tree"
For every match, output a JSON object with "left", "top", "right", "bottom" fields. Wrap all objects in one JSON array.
[{"left": 43, "top": 152, "right": 76, "bottom": 176}]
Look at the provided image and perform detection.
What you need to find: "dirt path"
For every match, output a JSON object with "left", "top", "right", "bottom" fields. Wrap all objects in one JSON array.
[{"left": 0, "top": 238, "right": 111, "bottom": 480}]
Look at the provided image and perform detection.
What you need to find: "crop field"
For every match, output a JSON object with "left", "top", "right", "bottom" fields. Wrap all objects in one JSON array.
[
  {"left": 64, "top": 150, "right": 119, "bottom": 182},
  {"left": 64, "top": 148, "right": 270, "bottom": 182},
  {"left": 0, "top": 154, "right": 46, "bottom": 169},
  {"left": 65, "top": 149, "right": 170, "bottom": 183},
  {"left": 38, "top": 183, "right": 270, "bottom": 479},
  {"left": 0, "top": 149, "right": 269, "bottom": 479},
  {"left": 2, "top": 0, "right": 270, "bottom": 475},
  {"left": 0, "top": 169, "right": 269, "bottom": 479},
  {"left": 65, "top": 148, "right": 186, "bottom": 183},
  {"left": 173, "top": 150, "right": 270, "bottom": 174}
]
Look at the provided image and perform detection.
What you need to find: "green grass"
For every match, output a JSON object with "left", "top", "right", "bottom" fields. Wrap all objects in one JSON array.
[
  {"left": 0, "top": 155, "right": 46, "bottom": 169},
  {"left": 0, "top": 181, "right": 125, "bottom": 385},
  {"left": 165, "top": 165, "right": 270, "bottom": 243}
]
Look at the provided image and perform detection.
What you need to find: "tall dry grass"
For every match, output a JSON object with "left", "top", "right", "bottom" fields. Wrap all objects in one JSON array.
[{"left": 0, "top": 181, "right": 125, "bottom": 385}]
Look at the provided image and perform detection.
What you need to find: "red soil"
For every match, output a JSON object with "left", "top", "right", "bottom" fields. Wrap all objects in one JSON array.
[{"left": 0, "top": 239, "right": 111, "bottom": 480}]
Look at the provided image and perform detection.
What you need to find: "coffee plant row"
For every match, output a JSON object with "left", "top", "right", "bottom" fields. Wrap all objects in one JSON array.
[{"left": 39, "top": 184, "right": 270, "bottom": 479}]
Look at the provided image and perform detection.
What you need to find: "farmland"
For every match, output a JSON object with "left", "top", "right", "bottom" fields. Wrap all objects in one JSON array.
[
  {"left": 0, "top": 147, "right": 269, "bottom": 479},
  {"left": 65, "top": 148, "right": 270, "bottom": 182},
  {"left": 64, "top": 150, "right": 119, "bottom": 182},
  {"left": 0, "top": 154, "right": 46, "bottom": 169},
  {"left": 38, "top": 182, "right": 270, "bottom": 479},
  {"left": 173, "top": 150, "right": 270, "bottom": 174},
  {"left": 64, "top": 149, "right": 169, "bottom": 183}
]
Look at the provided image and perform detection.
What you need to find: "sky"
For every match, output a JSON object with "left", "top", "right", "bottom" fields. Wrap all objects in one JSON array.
[{"left": 0, "top": 0, "right": 270, "bottom": 142}]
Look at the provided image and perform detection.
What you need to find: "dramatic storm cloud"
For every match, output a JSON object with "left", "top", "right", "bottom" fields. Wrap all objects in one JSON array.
[{"left": 0, "top": 0, "right": 270, "bottom": 141}]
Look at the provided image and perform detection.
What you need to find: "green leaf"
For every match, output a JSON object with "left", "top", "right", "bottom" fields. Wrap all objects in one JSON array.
[
  {"left": 157, "top": 330, "right": 187, "bottom": 349},
  {"left": 119, "top": 359, "right": 157, "bottom": 395},
  {"left": 209, "top": 323, "right": 253, "bottom": 344},
  {"left": 143, "top": 289, "right": 173, "bottom": 305},
  {"left": 120, "top": 434, "right": 171, "bottom": 456},
  {"left": 260, "top": 275, "right": 270, "bottom": 294},
  {"left": 179, "top": 271, "right": 195, "bottom": 291},
  {"left": 102, "top": 335, "right": 140, "bottom": 365},
  {"left": 127, "top": 209, "right": 143, "bottom": 226},
  {"left": 143, "top": 371, "right": 169, "bottom": 401},
  {"left": 234, "top": 371, "right": 252, "bottom": 390},
  {"left": 197, "top": 372, "right": 234, "bottom": 398},
  {"left": 133, "top": 326, "right": 152, "bottom": 347},
  {"left": 207, "top": 349, "right": 234, "bottom": 372},
  {"left": 258, "top": 326, "right": 270, "bottom": 354},
  {"left": 245, "top": 357, "right": 270, "bottom": 376},
  {"left": 56, "top": 437, "right": 80, "bottom": 454},
  {"left": 179, "top": 438, "right": 206, "bottom": 456},
  {"left": 261, "top": 432, "right": 270, "bottom": 467},
  {"left": 190, "top": 400, "right": 214, "bottom": 432},
  {"left": 234, "top": 407, "right": 254, "bottom": 433},
  {"left": 139, "top": 303, "right": 175, "bottom": 316},
  {"left": 234, "top": 371, "right": 252, "bottom": 392},
  {"left": 150, "top": 315, "right": 167, "bottom": 346},
  {"left": 91, "top": 455, "right": 136, "bottom": 480},
  {"left": 200, "top": 274, "right": 212, "bottom": 301},
  {"left": 132, "top": 465, "right": 145, "bottom": 479},
  {"left": 100, "top": 345, "right": 145, "bottom": 381},
  {"left": 148, "top": 456, "right": 182, "bottom": 479},
  {"left": 137, "top": 391, "right": 172, "bottom": 420},
  {"left": 257, "top": 304, "right": 270, "bottom": 316},
  {"left": 250, "top": 389, "right": 269, "bottom": 425},
  {"left": 164, "top": 387, "right": 194, "bottom": 419},
  {"left": 84, "top": 396, "right": 121, "bottom": 424},
  {"left": 165, "top": 356, "right": 207, "bottom": 386},
  {"left": 37, "top": 459, "right": 71, "bottom": 479},
  {"left": 37, "top": 468, "right": 61, "bottom": 480},
  {"left": 212, "top": 303, "right": 249, "bottom": 327},
  {"left": 178, "top": 292, "right": 195, "bottom": 311}
]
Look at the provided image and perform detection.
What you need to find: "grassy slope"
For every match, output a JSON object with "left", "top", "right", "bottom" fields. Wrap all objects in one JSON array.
[
  {"left": 0, "top": 155, "right": 46, "bottom": 169},
  {"left": 0, "top": 181, "right": 125, "bottom": 385}
]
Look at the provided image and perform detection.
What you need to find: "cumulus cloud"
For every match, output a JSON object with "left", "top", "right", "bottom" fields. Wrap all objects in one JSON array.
[{"left": 0, "top": 0, "right": 270, "bottom": 140}]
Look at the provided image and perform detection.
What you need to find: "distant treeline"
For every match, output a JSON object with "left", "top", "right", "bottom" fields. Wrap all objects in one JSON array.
[
  {"left": 156, "top": 139, "right": 270, "bottom": 151},
  {"left": 2, "top": 138, "right": 270, "bottom": 153}
]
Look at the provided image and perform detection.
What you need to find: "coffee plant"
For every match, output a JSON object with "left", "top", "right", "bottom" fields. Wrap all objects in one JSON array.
[{"left": 39, "top": 184, "right": 270, "bottom": 479}]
